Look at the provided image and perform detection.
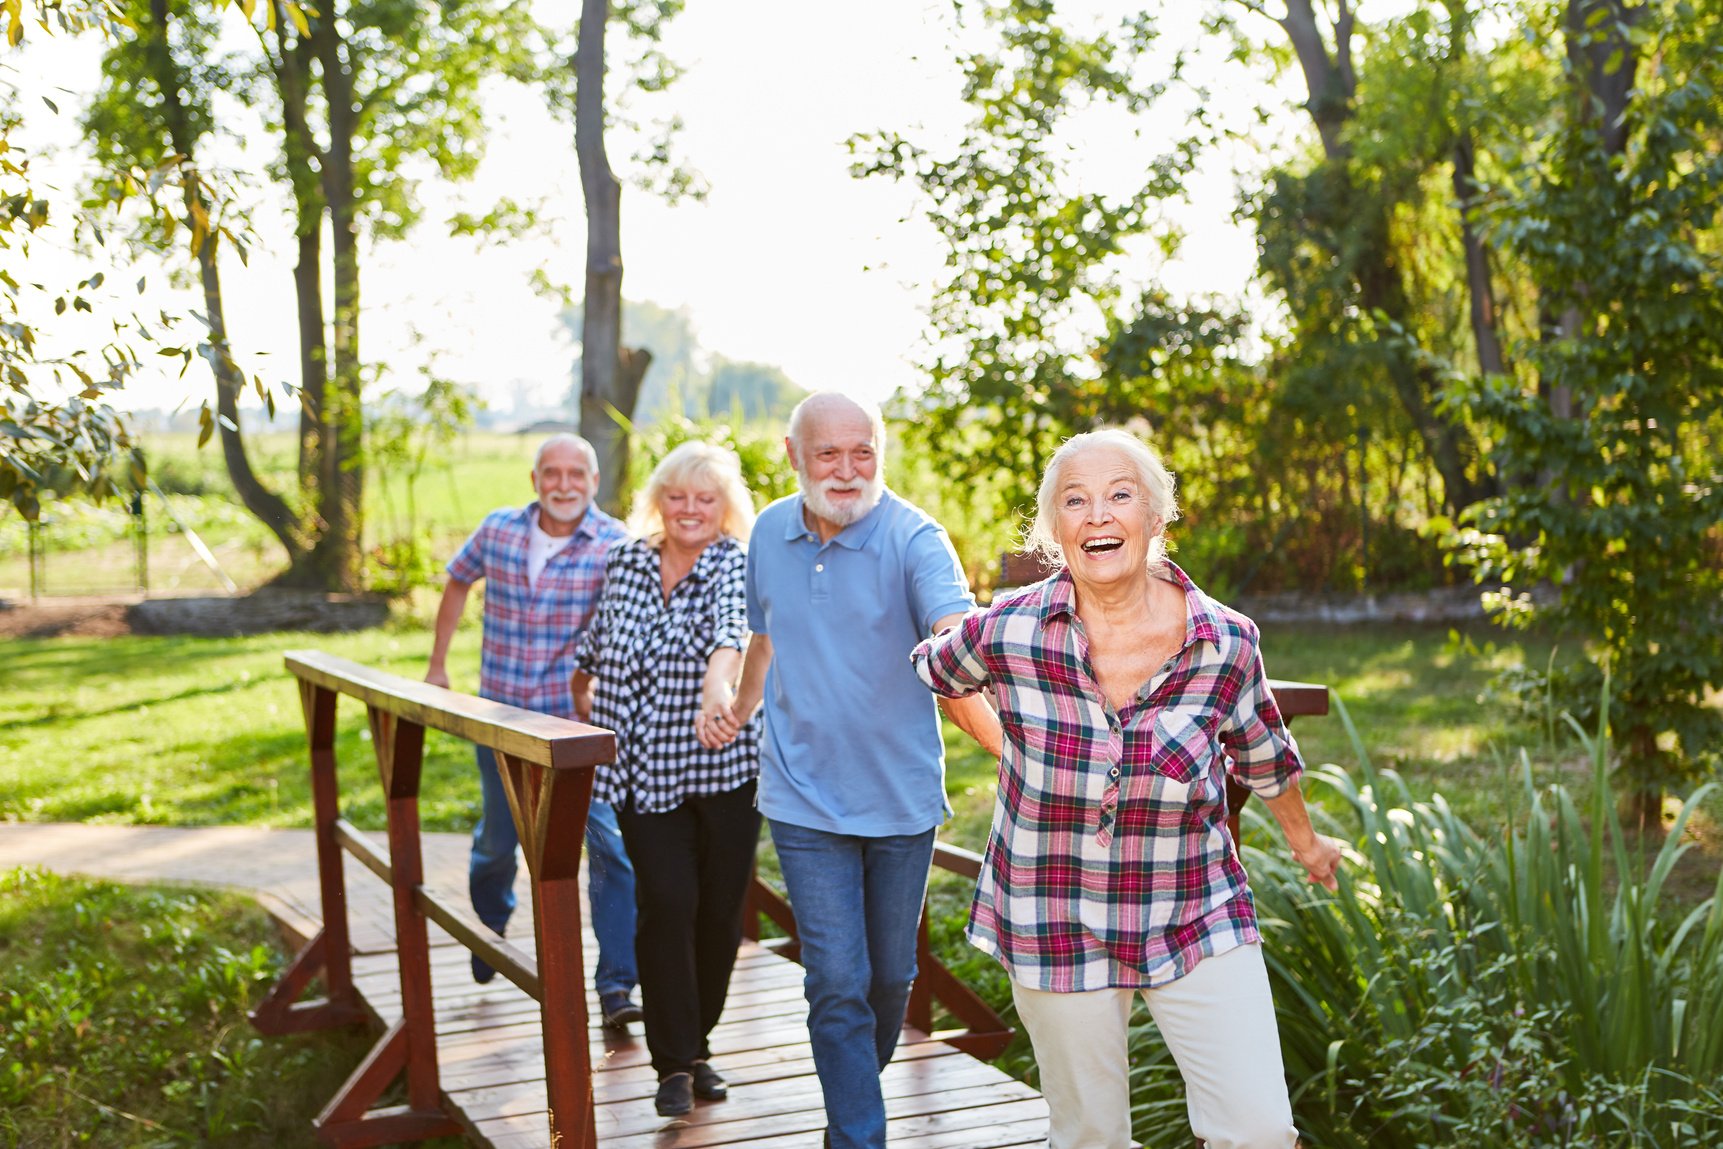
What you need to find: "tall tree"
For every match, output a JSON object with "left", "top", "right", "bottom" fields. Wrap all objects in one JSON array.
[
  {"left": 83, "top": 0, "right": 301, "bottom": 558},
  {"left": 1454, "top": 0, "right": 1723, "bottom": 813},
  {"left": 83, "top": 0, "right": 540, "bottom": 590},
  {"left": 853, "top": 1, "right": 1188, "bottom": 513}
]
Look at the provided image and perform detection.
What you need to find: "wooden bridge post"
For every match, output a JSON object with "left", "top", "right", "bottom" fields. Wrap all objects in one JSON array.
[
  {"left": 498, "top": 750, "right": 600, "bottom": 1149},
  {"left": 250, "top": 682, "right": 366, "bottom": 1036}
]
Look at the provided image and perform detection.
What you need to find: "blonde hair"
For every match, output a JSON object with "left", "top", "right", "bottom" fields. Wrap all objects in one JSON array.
[
  {"left": 628, "top": 441, "right": 757, "bottom": 544},
  {"left": 1024, "top": 428, "right": 1180, "bottom": 574}
]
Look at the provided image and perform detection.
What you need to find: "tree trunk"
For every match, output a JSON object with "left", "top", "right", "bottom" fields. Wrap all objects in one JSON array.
[
  {"left": 574, "top": 0, "right": 649, "bottom": 514},
  {"left": 1453, "top": 130, "right": 1508, "bottom": 378},
  {"left": 146, "top": 0, "right": 301, "bottom": 560},
  {"left": 270, "top": 11, "right": 328, "bottom": 505},
  {"left": 308, "top": 9, "right": 364, "bottom": 593},
  {"left": 1274, "top": 0, "right": 1497, "bottom": 513}
]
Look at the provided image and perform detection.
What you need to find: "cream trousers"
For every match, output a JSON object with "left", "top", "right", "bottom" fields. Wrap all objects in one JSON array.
[{"left": 1010, "top": 943, "right": 1299, "bottom": 1149}]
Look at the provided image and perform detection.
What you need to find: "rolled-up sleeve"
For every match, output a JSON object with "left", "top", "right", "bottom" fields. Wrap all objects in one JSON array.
[
  {"left": 1220, "top": 642, "right": 1305, "bottom": 798},
  {"left": 571, "top": 578, "right": 610, "bottom": 677},
  {"left": 710, "top": 545, "right": 750, "bottom": 655},
  {"left": 910, "top": 609, "right": 990, "bottom": 699},
  {"left": 447, "top": 521, "right": 488, "bottom": 583}
]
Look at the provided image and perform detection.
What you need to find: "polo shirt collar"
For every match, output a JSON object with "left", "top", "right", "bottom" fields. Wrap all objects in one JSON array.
[
  {"left": 783, "top": 490, "right": 891, "bottom": 551},
  {"left": 1037, "top": 560, "right": 1223, "bottom": 647}
]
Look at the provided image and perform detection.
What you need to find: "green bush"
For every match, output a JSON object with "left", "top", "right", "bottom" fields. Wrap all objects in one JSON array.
[{"left": 1126, "top": 697, "right": 1723, "bottom": 1148}]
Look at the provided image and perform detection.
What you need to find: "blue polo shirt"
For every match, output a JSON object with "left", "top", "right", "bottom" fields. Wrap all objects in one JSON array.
[{"left": 746, "top": 489, "right": 975, "bottom": 836}]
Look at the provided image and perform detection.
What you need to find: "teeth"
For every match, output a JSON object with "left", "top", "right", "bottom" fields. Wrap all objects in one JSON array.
[{"left": 1082, "top": 538, "right": 1123, "bottom": 553}]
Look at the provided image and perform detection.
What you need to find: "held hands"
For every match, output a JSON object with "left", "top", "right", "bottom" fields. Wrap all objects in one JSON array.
[
  {"left": 695, "top": 671, "right": 741, "bottom": 750},
  {"left": 1291, "top": 834, "right": 1345, "bottom": 891}
]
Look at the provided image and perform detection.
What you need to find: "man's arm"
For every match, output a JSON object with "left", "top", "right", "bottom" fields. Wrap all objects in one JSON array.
[
  {"left": 569, "top": 670, "right": 595, "bottom": 723},
  {"left": 930, "top": 611, "right": 1003, "bottom": 759},
  {"left": 426, "top": 577, "right": 474, "bottom": 688}
]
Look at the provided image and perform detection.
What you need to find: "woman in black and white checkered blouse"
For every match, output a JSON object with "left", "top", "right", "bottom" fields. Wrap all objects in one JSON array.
[{"left": 571, "top": 441, "right": 763, "bottom": 1118}]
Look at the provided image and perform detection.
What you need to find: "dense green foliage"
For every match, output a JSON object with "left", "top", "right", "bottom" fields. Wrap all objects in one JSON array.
[
  {"left": 0, "top": 867, "right": 409, "bottom": 1148},
  {"left": 862, "top": 0, "right": 1723, "bottom": 796},
  {"left": 1447, "top": 3, "right": 1723, "bottom": 801}
]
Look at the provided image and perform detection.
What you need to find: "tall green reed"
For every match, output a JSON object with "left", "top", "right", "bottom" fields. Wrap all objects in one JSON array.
[{"left": 1128, "top": 691, "right": 1723, "bottom": 1148}]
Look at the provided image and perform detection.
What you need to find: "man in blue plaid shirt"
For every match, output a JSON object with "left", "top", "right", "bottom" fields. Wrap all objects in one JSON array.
[{"left": 427, "top": 433, "right": 642, "bottom": 1027}]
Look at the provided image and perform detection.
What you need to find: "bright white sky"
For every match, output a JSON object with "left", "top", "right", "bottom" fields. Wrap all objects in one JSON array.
[{"left": 3, "top": 0, "right": 1310, "bottom": 416}]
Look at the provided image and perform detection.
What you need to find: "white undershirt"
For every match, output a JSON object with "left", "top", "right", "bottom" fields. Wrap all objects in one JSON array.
[{"left": 527, "top": 515, "right": 572, "bottom": 589}]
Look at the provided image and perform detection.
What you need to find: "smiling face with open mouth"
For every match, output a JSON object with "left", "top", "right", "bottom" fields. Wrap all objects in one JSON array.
[{"left": 1053, "top": 444, "right": 1163, "bottom": 589}]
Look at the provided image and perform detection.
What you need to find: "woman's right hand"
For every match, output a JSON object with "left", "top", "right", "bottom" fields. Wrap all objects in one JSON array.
[{"left": 696, "top": 674, "right": 740, "bottom": 749}]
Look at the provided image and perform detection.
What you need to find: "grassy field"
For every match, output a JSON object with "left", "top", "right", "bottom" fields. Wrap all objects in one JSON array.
[{"left": 0, "top": 432, "right": 545, "bottom": 599}]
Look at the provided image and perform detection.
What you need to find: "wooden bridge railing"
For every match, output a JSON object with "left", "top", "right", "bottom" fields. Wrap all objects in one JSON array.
[
  {"left": 253, "top": 649, "right": 1327, "bottom": 1148},
  {"left": 252, "top": 650, "right": 615, "bottom": 1149}
]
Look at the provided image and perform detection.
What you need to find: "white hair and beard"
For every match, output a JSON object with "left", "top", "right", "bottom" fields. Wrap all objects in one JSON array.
[{"left": 797, "top": 460, "right": 885, "bottom": 527}]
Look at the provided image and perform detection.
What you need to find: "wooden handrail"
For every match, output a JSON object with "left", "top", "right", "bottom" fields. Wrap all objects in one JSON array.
[
  {"left": 254, "top": 650, "right": 611, "bottom": 1149},
  {"left": 284, "top": 650, "right": 614, "bottom": 770}
]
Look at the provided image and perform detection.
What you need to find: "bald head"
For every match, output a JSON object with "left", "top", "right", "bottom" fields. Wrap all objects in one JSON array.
[{"left": 787, "top": 392, "right": 885, "bottom": 458}]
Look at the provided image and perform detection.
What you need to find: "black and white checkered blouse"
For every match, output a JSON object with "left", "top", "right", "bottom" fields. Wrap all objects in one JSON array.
[{"left": 574, "top": 534, "right": 760, "bottom": 813}]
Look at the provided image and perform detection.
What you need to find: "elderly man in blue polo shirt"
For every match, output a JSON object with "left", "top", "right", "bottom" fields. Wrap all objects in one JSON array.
[{"left": 703, "top": 393, "right": 1001, "bottom": 1149}]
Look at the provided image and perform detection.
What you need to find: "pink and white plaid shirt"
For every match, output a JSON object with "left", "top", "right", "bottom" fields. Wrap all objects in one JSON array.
[{"left": 912, "top": 562, "right": 1304, "bottom": 992}]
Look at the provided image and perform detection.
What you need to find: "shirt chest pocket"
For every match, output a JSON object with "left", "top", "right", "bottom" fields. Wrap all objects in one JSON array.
[
  {"left": 662, "top": 603, "right": 713, "bottom": 661},
  {"left": 1136, "top": 708, "right": 1219, "bottom": 786}
]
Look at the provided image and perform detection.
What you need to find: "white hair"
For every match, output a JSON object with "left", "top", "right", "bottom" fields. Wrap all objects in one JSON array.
[
  {"left": 535, "top": 433, "right": 599, "bottom": 474},
  {"left": 1025, "top": 428, "right": 1180, "bottom": 574}
]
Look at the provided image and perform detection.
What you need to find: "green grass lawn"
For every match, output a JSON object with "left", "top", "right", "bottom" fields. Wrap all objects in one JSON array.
[{"left": 0, "top": 614, "right": 486, "bottom": 833}]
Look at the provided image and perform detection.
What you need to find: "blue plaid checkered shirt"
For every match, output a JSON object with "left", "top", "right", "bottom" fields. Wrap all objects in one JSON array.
[{"left": 446, "top": 502, "right": 628, "bottom": 719}]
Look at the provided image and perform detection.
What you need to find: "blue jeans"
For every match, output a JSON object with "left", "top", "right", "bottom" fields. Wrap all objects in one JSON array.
[
  {"left": 470, "top": 745, "right": 638, "bottom": 997},
  {"left": 769, "top": 819, "right": 936, "bottom": 1149}
]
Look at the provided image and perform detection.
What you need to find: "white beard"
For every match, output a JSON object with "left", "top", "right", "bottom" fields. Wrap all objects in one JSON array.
[
  {"left": 799, "top": 469, "right": 884, "bottom": 528},
  {"left": 539, "top": 493, "right": 589, "bottom": 524}
]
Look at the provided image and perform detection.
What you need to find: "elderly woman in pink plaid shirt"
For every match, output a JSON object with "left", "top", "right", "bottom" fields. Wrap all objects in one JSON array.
[{"left": 913, "top": 428, "right": 1342, "bottom": 1149}]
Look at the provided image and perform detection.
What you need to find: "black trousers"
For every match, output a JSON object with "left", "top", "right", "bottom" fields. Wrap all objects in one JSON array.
[{"left": 616, "top": 779, "right": 762, "bottom": 1078}]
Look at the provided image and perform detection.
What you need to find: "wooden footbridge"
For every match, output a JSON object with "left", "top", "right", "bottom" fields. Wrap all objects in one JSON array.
[{"left": 251, "top": 651, "right": 1054, "bottom": 1149}]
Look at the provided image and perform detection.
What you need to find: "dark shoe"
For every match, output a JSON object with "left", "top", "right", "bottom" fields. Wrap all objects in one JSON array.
[
  {"left": 472, "top": 954, "right": 496, "bottom": 984},
  {"left": 654, "top": 1072, "right": 694, "bottom": 1117},
  {"left": 472, "top": 925, "right": 504, "bottom": 984},
  {"left": 601, "top": 991, "right": 644, "bottom": 1029},
  {"left": 691, "top": 1060, "right": 727, "bottom": 1101}
]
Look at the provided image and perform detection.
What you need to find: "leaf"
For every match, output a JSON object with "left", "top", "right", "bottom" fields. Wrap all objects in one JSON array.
[
  {"left": 42, "top": 96, "right": 57, "bottom": 114},
  {"left": 197, "top": 404, "right": 214, "bottom": 448}
]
